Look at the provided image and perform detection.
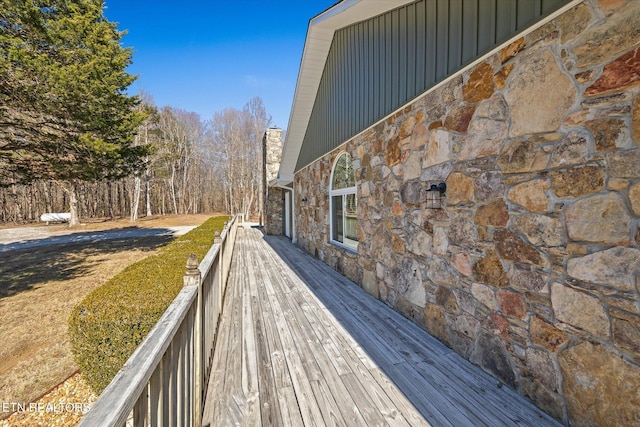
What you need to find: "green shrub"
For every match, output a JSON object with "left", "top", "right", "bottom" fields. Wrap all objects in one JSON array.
[{"left": 68, "top": 215, "right": 229, "bottom": 393}]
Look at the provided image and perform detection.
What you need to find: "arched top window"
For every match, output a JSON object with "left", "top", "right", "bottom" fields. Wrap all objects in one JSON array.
[
  {"left": 330, "top": 152, "right": 358, "bottom": 251},
  {"left": 331, "top": 152, "right": 356, "bottom": 191}
]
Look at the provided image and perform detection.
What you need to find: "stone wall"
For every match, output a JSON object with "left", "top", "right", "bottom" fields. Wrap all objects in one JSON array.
[
  {"left": 293, "top": 1, "right": 640, "bottom": 425},
  {"left": 265, "top": 186, "right": 284, "bottom": 235}
]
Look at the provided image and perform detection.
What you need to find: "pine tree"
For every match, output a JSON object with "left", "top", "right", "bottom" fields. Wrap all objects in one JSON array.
[{"left": 0, "top": 0, "right": 147, "bottom": 225}]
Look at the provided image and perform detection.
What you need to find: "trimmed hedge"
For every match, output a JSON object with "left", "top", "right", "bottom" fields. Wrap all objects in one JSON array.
[{"left": 68, "top": 215, "right": 229, "bottom": 393}]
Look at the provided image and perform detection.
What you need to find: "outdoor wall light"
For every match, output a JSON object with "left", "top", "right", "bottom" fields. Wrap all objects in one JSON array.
[{"left": 425, "top": 182, "right": 446, "bottom": 209}]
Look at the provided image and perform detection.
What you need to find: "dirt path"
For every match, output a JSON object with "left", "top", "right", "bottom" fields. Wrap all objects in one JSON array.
[{"left": 0, "top": 214, "right": 213, "bottom": 425}]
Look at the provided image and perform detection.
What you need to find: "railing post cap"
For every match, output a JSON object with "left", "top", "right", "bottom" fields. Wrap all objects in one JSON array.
[{"left": 186, "top": 253, "right": 199, "bottom": 275}]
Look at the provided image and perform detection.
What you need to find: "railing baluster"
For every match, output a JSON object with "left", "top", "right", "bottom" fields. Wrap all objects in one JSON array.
[
  {"left": 177, "top": 323, "right": 184, "bottom": 427},
  {"left": 162, "top": 345, "right": 172, "bottom": 425},
  {"left": 214, "top": 230, "right": 223, "bottom": 318},
  {"left": 172, "top": 334, "right": 180, "bottom": 426},
  {"left": 186, "top": 306, "right": 194, "bottom": 427},
  {"left": 150, "top": 365, "right": 161, "bottom": 426},
  {"left": 181, "top": 319, "right": 188, "bottom": 427},
  {"left": 133, "top": 384, "right": 148, "bottom": 427}
]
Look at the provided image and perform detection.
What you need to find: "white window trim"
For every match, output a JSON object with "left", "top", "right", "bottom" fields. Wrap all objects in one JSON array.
[
  {"left": 329, "top": 152, "right": 358, "bottom": 252},
  {"left": 331, "top": 187, "right": 355, "bottom": 196}
]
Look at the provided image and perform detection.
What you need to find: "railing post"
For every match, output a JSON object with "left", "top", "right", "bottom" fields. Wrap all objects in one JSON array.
[
  {"left": 183, "top": 253, "right": 201, "bottom": 288},
  {"left": 184, "top": 254, "right": 202, "bottom": 427}
]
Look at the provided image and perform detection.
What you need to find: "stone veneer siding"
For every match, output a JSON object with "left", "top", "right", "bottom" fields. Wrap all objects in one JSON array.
[
  {"left": 293, "top": 1, "right": 640, "bottom": 425},
  {"left": 265, "top": 187, "right": 284, "bottom": 235}
]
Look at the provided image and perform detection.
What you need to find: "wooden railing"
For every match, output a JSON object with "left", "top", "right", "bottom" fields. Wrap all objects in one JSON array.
[{"left": 78, "top": 214, "right": 242, "bottom": 427}]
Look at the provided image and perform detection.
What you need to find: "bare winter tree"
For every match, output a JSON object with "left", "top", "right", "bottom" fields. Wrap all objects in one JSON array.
[
  {"left": 244, "top": 97, "right": 272, "bottom": 222},
  {"left": 205, "top": 97, "right": 271, "bottom": 219},
  {"left": 130, "top": 91, "right": 157, "bottom": 221},
  {"left": 154, "top": 107, "right": 203, "bottom": 214}
]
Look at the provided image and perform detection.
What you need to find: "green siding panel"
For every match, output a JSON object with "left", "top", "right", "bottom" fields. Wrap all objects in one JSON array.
[
  {"left": 295, "top": 0, "right": 572, "bottom": 172},
  {"left": 461, "top": 0, "right": 479, "bottom": 65}
]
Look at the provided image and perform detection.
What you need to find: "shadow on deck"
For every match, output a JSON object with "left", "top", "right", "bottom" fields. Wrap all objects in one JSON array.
[{"left": 202, "top": 226, "right": 561, "bottom": 426}]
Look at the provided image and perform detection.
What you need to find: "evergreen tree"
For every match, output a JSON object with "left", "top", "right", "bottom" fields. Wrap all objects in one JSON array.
[{"left": 0, "top": 0, "right": 147, "bottom": 225}]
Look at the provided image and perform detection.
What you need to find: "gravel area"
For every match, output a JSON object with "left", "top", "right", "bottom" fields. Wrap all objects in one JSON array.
[{"left": 1, "top": 373, "right": 96, "bottom": 427}]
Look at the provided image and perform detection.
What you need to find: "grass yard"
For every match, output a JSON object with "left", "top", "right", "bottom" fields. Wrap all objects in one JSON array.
[{"left": 0, "top": 214, "right": 214, "bottom": 425}]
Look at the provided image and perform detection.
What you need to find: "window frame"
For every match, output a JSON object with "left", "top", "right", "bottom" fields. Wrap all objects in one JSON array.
[{"left": 329, "top": 152, "right": 358, "bottom": 252}]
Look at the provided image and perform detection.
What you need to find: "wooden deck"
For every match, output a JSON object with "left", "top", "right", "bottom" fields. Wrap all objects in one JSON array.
[{"left": 202, "top": 226, "right": 561, "bottom": 427}]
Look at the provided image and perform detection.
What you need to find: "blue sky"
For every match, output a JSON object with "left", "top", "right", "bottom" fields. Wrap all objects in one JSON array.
[{"left": 102, "top": 1, "right": 337, "bottom": 129}]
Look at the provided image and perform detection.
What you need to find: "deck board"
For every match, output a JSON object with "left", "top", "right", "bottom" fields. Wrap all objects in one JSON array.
[{"left": 201, "top": 226, "right": 562, "bottom": 427}]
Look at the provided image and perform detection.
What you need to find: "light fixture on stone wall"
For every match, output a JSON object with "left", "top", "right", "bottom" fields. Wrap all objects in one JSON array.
[{"left": 425, "top": 182, "right": 446, "bottom": 209}]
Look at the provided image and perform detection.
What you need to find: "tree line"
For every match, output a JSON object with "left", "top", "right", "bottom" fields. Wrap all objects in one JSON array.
[
  {"left": 0, "top": 95, "right": 271, "bottom": 223},
  {"left": 0, "top": 0, "right": 270, "bottom": 225}
]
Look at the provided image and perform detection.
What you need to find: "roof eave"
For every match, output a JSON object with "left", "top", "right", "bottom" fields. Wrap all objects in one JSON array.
[{"left": 278, "top": 0, "right": 416, "bottom": 180}]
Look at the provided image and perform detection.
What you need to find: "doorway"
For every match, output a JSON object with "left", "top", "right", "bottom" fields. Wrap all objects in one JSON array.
[{"left": 284, "top": 191, "right": 291, "bottom": 238}]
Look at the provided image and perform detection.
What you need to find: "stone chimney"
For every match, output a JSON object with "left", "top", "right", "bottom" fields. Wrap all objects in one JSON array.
[
  {"left": 262, "top": 128, "right": 283, "bottom": 232},
  {"left": 264, "top": 128, "right": 282, "bottom": 183}
]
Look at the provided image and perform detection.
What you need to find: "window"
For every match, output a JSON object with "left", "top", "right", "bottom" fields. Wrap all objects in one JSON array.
[{"left": 330, "top": 152, "right": 358, "bottom": 250}]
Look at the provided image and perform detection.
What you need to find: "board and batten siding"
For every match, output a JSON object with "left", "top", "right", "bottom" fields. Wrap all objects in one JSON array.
[{"left": 295, "top": 0, "right": 572, "bottom": 172}]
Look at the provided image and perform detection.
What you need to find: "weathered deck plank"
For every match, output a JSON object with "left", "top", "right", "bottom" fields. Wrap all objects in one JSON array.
[
  {"left": 274, "top": 235, "right": 546, "bottom": 426},
  {"left": 201, "top": 226, "right": 562, "bottom": 427}
]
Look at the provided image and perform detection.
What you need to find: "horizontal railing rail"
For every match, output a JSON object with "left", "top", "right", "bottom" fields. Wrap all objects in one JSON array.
[{"left": 78, "top": 214, "right": 242, "bottom": 427}]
